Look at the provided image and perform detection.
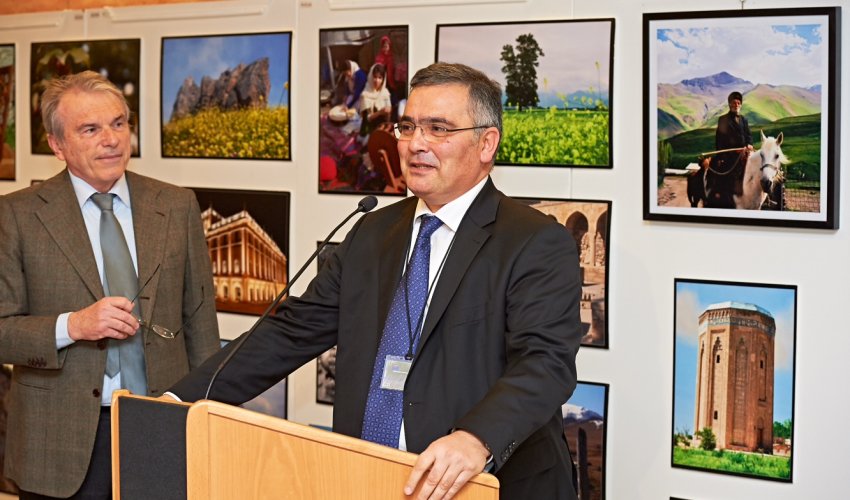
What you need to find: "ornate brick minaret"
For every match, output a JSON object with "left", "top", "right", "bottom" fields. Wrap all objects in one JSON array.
[{"left": 693, "top": 302, "right": 775, "bottom": 452}]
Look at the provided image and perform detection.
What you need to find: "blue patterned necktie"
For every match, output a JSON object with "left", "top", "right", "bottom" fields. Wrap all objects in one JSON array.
[
  {"left": 91, "top": 193, "right": 148, "bottom": 396},
  {"left": 361, "top": 214, "right": 443, "bottom": 447}
]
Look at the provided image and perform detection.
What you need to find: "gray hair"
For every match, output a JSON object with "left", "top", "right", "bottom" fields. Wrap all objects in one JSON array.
[
  {"left": 41, "top": 70, "right": 129, "bottom": 139},
  {"left": 409, "top": 62, "right": 502, "bottom": 147}
]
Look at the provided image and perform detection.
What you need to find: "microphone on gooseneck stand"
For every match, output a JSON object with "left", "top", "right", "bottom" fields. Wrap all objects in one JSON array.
[{"left": 204, "top": 195, "right": 379, "bottom": 400}]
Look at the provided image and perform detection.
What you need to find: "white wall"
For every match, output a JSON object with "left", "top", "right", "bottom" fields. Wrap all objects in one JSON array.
[{"left": 1, "top": 0, "right": 848, "bottom": 498}]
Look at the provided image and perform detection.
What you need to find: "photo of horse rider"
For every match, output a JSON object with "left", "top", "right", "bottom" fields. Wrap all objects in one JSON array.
[{"left": 705, "top": 91, "right": 753, "bottom": 208}]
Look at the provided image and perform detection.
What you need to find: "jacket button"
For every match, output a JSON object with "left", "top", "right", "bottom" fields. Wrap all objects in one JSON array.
[{"left": 92, "top": 388, "right": 101, "bottom": 398}]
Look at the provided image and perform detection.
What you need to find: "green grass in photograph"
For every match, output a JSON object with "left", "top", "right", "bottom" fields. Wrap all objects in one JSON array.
[
  {"left": 673, "top": 447, "right": 791, "bottom": 480},
  {"left": 500, "top": 107, "right": 609, "bottom": 166},
  {"left": 662, "top": 113, "right": 821, "bottom": 183},
  {"left": 162, "top": 107, "right": 290, "bottom": 159}
]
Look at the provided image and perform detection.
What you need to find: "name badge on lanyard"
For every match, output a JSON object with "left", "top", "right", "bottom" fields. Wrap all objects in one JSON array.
[{"left": 380, "top": 355, "right": 412, "bottom": 391}]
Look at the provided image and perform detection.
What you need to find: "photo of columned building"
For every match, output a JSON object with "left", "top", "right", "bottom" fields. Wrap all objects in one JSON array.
[
  {"left": 693, "top": 302, "right": 775, "bottom": 453},
  {"left": 201, "top": 206, "right": 287, "bottom": 315},
  {"left": 520, "top": 198, "right": 610, "bottom": 347}
]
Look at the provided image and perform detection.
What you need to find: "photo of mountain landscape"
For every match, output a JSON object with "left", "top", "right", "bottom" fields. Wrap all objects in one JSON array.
[
  {"left": 563, "top": 381, "right": 608, "bottom": 500},
  {"left": 161, "top": 32, "right": 291, "bottom": 160},
  {"left": 643, "top": 8, "right": 840, "bottom": 229}
]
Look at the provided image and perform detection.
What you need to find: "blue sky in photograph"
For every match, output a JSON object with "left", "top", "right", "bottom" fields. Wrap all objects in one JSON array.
[
  {"left": 568, "top": 382, "right": 607, "bottom": 416},
  {"left": 673, "top": 281, "right": 796, "bottom": 434},
  {"left": 655, "top": 19, "right": 827, "bottom": 88},
  {"left": 161, "top": 33, "right": 291, "bottom": 123},
  {"left": 438, "top": 21, "right": 611, "bottom": 107}
]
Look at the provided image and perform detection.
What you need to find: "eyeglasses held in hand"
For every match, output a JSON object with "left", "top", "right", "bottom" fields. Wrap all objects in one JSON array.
[
  {"left": 393, "top": 120, "right": 490, "bottom": 143},
  {"left": 129, "top": 263, "right": 205, "bottom": 339}
]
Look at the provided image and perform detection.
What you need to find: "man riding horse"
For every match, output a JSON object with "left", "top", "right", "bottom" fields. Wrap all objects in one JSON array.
[{"left": 705, "top": 91, "right": 753, "bottom": 208}]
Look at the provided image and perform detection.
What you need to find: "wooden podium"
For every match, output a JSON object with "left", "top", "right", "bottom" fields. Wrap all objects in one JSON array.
[{"left": 111, "top": 391, "right": 499, "bottom": 499}]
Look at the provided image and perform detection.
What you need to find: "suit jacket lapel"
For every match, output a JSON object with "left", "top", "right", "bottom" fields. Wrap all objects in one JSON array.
[
  {"left": 376, "top": 199, "right": 417, "bottom": 336},
  {"left": 126, "top": 172, "right": 168, "bottom": 322},
  {"left": 35, "top": 170, "right": 103, "bottom": 300},
  {"left": 417, "top": 178, "right": 498, "bottom": 351}
]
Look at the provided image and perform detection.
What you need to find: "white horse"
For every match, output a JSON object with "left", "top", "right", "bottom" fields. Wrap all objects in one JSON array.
[{"left": 734, "top": 131, "right": 788, "bottom": 210}]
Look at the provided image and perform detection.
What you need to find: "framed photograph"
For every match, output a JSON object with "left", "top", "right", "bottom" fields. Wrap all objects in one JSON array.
[
  {"left": 161, "top": 32, "right": 292, "bottom": 160},
  {"left": 672, "top": 278, "right": 796, "bottom": 482},
  {"left": 644, "top": 8, "right": 840, "bottom": 229},
  {"left": 0, "top": 44, "right": 13, "bottom": 181},
  {"left": 563, "top": 381, "right": 608, "bottom": 500},
  {"left": 516, "top": 198, "right": 611, "bottom": 348},
  {"left": 315, "top": 241, "right": 340, "bottom": 405},
  {"left": 220, "top": 341, "right": 287, "bottom": 419},
  {"left": 437, "top": 19, "right": 614, "bottom": 168},
  {"left": 189, "top": 188, "right": 290, "bottom": 315},
  {"left": 31, "top": 39, "right": 141, "bottom": 156},
  {"left": 319, "top": 25, "right": 408, "bottom": 195}
]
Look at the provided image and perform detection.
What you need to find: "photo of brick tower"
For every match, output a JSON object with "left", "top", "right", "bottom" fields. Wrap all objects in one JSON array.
[
  {"left": 673, "top": 279, "right": 795, "bottom": 481},
  {"left": 692, "top": 302, "right": 775, "bottom": 452}
]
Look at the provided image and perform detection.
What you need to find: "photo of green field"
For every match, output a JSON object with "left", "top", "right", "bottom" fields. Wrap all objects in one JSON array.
[
  {"left": 161, "top": 32, "right": 291, "bottom": 160},
  {"left": 437, "top": 20, "right": 613, "bottom": 168}
]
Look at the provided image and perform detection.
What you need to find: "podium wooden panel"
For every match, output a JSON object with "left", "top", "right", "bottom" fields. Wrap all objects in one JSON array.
[{"left": 112, "top": 392, "right": 499, "bottom": 499}]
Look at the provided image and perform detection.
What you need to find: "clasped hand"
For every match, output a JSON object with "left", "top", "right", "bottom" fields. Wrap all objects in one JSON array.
[{"left": 68, "top": 297, "right": 139, "bottom": 341}]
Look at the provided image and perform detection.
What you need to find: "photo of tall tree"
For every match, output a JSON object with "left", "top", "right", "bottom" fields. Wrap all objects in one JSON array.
[{"left": 437, "top": 19, "right": 614, "bottom": 168}]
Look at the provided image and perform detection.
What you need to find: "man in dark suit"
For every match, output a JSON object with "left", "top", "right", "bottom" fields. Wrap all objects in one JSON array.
[
  {"left": 706, "top": 90, "right": 754, "bottom": 208},
  {"left": 0, "top": 71, "right": 220, "bottom": 498},
  {"left": 169, "top": 63, "right": 581, "bottom": 499}
]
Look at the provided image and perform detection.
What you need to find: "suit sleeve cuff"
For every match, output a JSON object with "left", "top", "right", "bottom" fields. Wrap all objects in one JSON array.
[{"left": 56, "top": 312, "right": 74, "bottom": 350}]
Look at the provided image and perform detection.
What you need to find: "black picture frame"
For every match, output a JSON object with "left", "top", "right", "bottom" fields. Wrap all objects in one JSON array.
[
  {"left": 515, "top": 197, "right": 611, "bottom": 348},
  {"left": 643, "top": 7, "right": 841, "bottom": 229},
  {"left": 315, "top": 241, "right": 340, "bottom": 406},
  {"left": 160, "top": 31, "right": 292, "bottom": 160},
  {"left": 319, "top": 25, "right": 409, "bottom": 195},
  {"left": 188, "top": 188, "right": 290, "bottom": 316},
  {"left": 436, "top": 19, "right": 615, "bottom": 168},
  {"left": 31, "top": 39, "right": 141, "bottom": 157},
  {"left": 672, "top": 278, "right": 797, "bottom": 482},
  {"left": 0, "top": 44, "right": 13, "bottom": 181},
  {"left": 564, "top": 380, "right": 609, "bottom": 500}
]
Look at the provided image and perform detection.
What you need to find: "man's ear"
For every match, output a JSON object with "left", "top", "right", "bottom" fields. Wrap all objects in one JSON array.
[
  {"left": 46, "top": 134, "right": 66, "bottom": 162},
  {"left": 479, "top": 127, "right": 500, "bottom": 164}
]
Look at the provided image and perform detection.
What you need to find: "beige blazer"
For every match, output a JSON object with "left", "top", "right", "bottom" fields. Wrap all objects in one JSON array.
[{"left": 0, "top": 169, "right": 220, "bottom": 497}]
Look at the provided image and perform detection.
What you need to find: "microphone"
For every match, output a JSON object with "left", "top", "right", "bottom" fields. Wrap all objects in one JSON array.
[{"left": 204, "top": 195, "right": 378, "bottom": 399}]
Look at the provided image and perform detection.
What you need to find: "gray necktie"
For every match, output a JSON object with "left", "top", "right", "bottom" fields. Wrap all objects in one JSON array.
[{"left": 91, "top": 193, "right": 148, "bottom": 396}]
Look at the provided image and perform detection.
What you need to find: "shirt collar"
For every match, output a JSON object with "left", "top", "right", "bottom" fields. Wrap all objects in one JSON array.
[
  {"left": 68, "top": 170, "right": 131, "bottom": 210},
  {"left": 413, "top": 176, "right": 489, "bottom": 232}
]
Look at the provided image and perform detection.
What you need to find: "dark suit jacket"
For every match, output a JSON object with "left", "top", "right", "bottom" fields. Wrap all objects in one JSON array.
[
  {"left": 0, "top": 169, "right": 220, "bottom": 497},
  {"left": 170, "top": 179, "right": 582, "bottom": 498},
  {"left": 716, "top": 112, "right": 752, "bottom": 150}
]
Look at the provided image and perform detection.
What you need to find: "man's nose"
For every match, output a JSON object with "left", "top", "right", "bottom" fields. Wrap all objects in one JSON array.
[{"left": 101, "top": 127, "right": 119, "bottom": 146}]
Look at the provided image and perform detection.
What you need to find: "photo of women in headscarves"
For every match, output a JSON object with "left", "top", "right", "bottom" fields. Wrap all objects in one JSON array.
[{"left": 319, "top": 26, "right": 408, "bottom": 195}]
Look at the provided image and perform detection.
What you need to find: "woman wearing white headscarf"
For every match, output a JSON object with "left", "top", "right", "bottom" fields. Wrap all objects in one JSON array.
[{"left": 359, "top": 63, "right": 391, "bottom": 137}]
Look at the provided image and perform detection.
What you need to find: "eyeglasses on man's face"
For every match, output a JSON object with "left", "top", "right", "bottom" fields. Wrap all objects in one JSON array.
[
  {"left": 393, "top": 120, "right": 490, "bottom": 143},
  {"left": 129, "top": 263, "right": 205, "bottom": 339}
]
